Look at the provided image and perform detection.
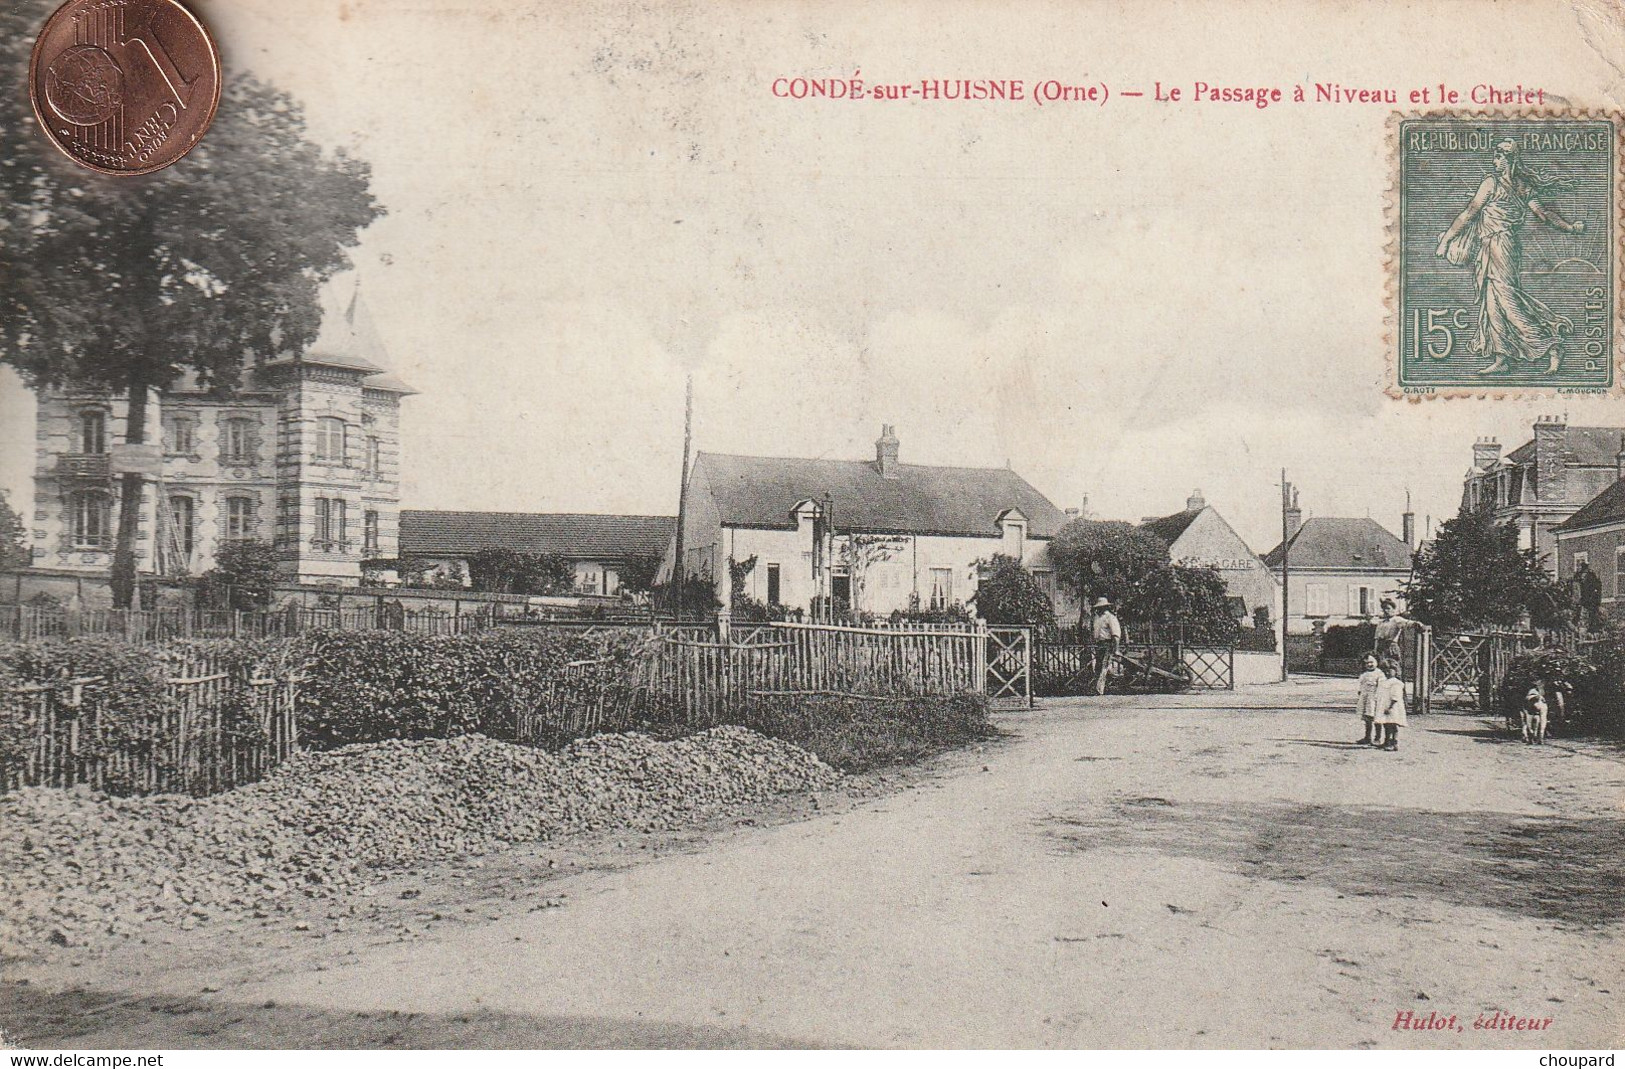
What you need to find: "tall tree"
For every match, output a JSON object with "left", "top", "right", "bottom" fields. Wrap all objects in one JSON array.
[
  {"left": 1121, "top": 564, "right": 1240, "bottom": 644},
  {"left": 0, "top": 0, "right": 383, "bottom": 606},
  {"left": 0, "top": 490, "right": 31, "bottom": 571},
  {"left": 1048, "top": 519, "right": 1168, "bottom": 607},
  {"left": 1403, "top": 505, "right": 1569, "bottom": 631}
]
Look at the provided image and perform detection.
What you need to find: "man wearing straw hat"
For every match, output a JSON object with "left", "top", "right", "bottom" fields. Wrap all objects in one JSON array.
[{"left": 1090, "top": 596, "right": 1123, "bottom": 695}]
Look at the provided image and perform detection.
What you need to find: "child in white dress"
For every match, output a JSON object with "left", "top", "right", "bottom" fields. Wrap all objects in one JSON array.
[
  {"left": 1355, "top": 654, "right": 1384, "bottom": 745},
  {"left": 1377, "top": 658, "right": 1407, "bottom": 751}
]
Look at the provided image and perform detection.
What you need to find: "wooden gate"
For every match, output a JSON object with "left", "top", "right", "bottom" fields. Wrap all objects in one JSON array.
[
  {"left": 1425, "top": 629, "right": 1529, "bottom": 712},
  {"left": 986, "top": 627, "right": 1033, "bottom": 707}
]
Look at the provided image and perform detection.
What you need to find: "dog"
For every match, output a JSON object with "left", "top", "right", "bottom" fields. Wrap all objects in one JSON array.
[{"left": 1520, "top": 683, "right": 1549, "bottom": 745}]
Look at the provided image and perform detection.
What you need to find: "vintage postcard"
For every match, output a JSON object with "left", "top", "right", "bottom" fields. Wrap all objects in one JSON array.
[{"left": 1, "top": 0, "right": 1624, "bottom": 1058}]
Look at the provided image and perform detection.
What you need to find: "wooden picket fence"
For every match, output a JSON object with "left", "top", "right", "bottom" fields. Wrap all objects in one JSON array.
[
  {"left": 0, "top": 604, "right": 493, "bottom": 644},
  {"left": 640, "top": 620, "right": 988, "bottom": 725},
  {"left": 0, "top": 649, "right": 298, "bottom": 796}
]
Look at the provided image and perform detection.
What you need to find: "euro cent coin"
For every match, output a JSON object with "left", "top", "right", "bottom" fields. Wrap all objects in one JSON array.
[{"left": 29, "top": 0, "right": 222, "bottom": 176}]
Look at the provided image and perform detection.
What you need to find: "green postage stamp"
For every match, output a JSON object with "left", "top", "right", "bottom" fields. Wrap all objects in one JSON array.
[{"left": 1392, "top": 114, "right": 1621, "bottom": 396}]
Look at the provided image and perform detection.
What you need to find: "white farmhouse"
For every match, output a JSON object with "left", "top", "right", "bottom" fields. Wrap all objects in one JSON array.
[{"left": 660, "top": 426, "right": 1076, "bottom": 619}]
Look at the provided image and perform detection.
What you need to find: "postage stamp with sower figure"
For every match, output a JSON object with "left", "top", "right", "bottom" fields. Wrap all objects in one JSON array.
[{"left": 1392, "top": 114, "right": 1621, "bottom": 396}]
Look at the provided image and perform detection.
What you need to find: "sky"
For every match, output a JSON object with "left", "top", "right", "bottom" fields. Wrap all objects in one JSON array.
[{"left": 3, "top": 0, "right": 1622, "bottom": 556}]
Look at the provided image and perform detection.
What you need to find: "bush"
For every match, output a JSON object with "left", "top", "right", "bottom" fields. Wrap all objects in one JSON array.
[
  {"left": 1321, "top": 623, "right": 1376, "bottom": 660},
  {"left": 744, "top": 690, "right": 992, "bottom": 772},
  {"left": 971, "top": 555, "right": 1056, "bottom": 627},
  {"left": 293, "top": 628, "right": 651, "bottom": 748}
]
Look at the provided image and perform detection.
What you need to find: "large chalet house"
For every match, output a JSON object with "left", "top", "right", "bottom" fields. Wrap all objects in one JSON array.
[
  {"left": 1463, "top": 418, "right": 1625, "bottom": 572},
  {"left": 398, "top": 510, "right": 675, "bottom": 597},
  {"left": 660, "top": 426, "right": 1077, "bottom": 619},
  {"left": 25, "top": 282, "right": 413, "bottom": 597}
]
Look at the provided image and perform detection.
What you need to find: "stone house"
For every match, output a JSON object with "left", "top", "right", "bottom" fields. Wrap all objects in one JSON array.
[
  {"left": 1139, "top": 491, "right": 1280, "bottom": 631},
  {"left": 1264, "top": 507, "right": 1415, "bottom": 635},
  {"left": 24, "top": 283, "right": 412, "bottom": 593},
  {"left": 1553, "top": 459, "right": 1625, "bottom": 622},
  {"left": 1462, "top": 418, "right": 1625, "bottom": 572}
]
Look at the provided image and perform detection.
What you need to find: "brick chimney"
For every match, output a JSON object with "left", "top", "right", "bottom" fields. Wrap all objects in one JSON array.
[
  {"left": 875, "top": 424, "right": 901, "bottom": 479},
  {"left": 1186, "top": 489, "right": 1206, "bottom": 512},
  {"left": 1616, "top": 435, "right": 1625, "bottom": 483},
  {"left": 1284, "top": 489, "right": 1303, "bottom": 538},
  {"left": 1402, "top": 490, "right": 1416, "bottom": 549},
  {"left": 1472, "top": 437, "right": 1501, "bottom": 470},
  {"left": 1533, "top": 415, "right": 1567, "bottom": 502}
]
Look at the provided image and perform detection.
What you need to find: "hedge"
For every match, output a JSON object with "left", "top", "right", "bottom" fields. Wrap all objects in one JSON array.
[{"left": 293, "top": 628, "right": 655, "bottom": 748}]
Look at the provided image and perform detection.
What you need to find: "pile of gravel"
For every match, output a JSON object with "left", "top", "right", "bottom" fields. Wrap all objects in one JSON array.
[{"left": 0, "top": 726, "right": 838, "bottom": 956}]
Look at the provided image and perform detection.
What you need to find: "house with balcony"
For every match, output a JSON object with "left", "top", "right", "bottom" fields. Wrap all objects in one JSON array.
[
  {"left": 24, "top": 279, "right": 413, "bottom": 595},
  {"left": 658, "top": 425, "right": 1076, "bottom": 619},
  {"left": 1462, "top": 418, "right": 1625, "bottom": 573}
]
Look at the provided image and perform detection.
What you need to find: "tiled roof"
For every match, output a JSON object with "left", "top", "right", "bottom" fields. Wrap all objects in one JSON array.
[
  {"left": 1140, "top": 508, "right": 1202, "bottom": 546},
  {"left": 1262, "top": 517, "right": 1413, "bottom": 571},
  {"left": 696, "top": 452, "right": 1070, "bottom": 538},
  {"left": 1556, "top": 478, "right": 1625, "bottom": 533},
  {"left": 399, "top": 510, "right": 675, "bottom": 560},
  {"left": 1505, "top": 426, "right": 1625, "bottom": 467}
]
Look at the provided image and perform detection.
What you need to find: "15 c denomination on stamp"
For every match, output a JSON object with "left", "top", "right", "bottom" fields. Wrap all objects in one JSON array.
[{"left": 1391, "top": 114, "right": 1621, "bottom": 396}]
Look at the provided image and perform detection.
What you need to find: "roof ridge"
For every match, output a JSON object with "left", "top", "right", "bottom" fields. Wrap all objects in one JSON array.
[{"left": 701, "top": 449, "right": 1030, "bottom": 475}]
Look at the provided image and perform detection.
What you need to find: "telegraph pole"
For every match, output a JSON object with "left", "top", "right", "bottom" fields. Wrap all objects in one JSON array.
[
  {"left": 672, "top": 375, "right": 693, "bottom": 623},
  {"left": 1280, "top": 470, "right": 1292, "bottom": 683}
]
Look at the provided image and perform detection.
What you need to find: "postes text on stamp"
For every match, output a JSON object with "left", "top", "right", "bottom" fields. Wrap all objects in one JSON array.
[{"left": 1393, "top": 115, "right": 1620, "bottom": 395}]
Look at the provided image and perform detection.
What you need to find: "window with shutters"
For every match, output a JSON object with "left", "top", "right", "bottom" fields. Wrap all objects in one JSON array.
[
  {"left": 363, "top": 510, "right": 380, "bottom": 556},
  {"left": 929, "top": 567, "right": 954, "bottom": 609},
  {"left": 365, "top": 436, "right": 382, "bottom": 477},
  {"left": 1305, "top": 583, "right": 1330, "bottom": 617}
]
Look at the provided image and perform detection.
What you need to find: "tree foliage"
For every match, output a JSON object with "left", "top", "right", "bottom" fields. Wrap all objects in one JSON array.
[
  {"left": 465, "top": 549, "right": 575, "bottom": 596},
  {"left": 970, "top": 555, "right": 1056, "bottom": 626},
  {"left": 1403, "top": 506, "right": 1570, "bottom": 631},
  {"left": 0, "top": 491, "right": 30, "bottom": 571},
  {"left": 1118, "top": 564, "right": 1240, "bottom": 643},
  {"left": 0, "top": 0, "right": 383, "bottom": 605},
  {"left": 195, "top": 541, "right": 277, "bottom": 610},
  {"left": 1049, "top": 519, "right": 1169, "bottom": 605}
]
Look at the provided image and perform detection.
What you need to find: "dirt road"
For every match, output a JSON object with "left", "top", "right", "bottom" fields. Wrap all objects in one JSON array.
[{"left": 6, "top": 678, "right": 1623, "bottom": 1048}]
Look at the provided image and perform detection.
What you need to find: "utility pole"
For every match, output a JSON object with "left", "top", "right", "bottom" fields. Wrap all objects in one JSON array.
[
  {"left": 1280, "top": 470, "right": 1293, "bottom": 683},
  {"left": 672, "top": 375, "right": 693, "bottom": 623}
]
